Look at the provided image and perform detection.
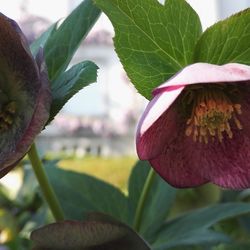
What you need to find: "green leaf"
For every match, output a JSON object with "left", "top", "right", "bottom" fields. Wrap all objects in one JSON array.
[
  {"left": 94, "top": 0, "right": 202, "bottom": 99},
  {"left": 153, "top": 229, "right": 230, "bottom": 250},
  {"left": 128, "top": 161, "right": 176, "bottom": 241},
  {"left": 31, "top": 213, "right": 151, "bottom": 250},
  {"left": 194, "top": 8, "right": 250, "bottom": 65},
  {"left": 49, "top": 61, "right": 98, "bottom": 122},
  {"left": 45, "top": 163, "right": 128, "bottom": 222},
  {"left": 152, "top": 202, "right": 250, "bottom": 249},
  {"left": 44, "top": 0, "right": 101, "bottom": 81},
  {"left": 30, "top": 23, "right": 57, "bottom": 56},
  {"left": 218, "top": 243, "right": 250, "bottom": 250}
]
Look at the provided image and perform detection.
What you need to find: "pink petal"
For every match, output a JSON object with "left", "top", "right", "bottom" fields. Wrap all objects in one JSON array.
[
  {"left": 149, "top": 122, "right": 208, "bottom": 188},
  {"left": 196, "top": 131, "right": 250, "bottom": 189},
  {"left": 150, "top": 125, "right": 250, "bottom": 189},
  {"left": 154, "top": 63, "right": 250, "bottom": 94},
  {"left": 198, "top": 89, "right": 250, "bottom": 189},
  {"left": 136, "top": 87, "right": 183, "bottom": 159}
]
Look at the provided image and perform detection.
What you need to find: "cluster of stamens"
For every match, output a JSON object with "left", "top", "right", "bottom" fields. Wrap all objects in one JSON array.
[
  {"left": 0, "top": 101, "right": 16, "bottom": 131},
  {"left": 184, "top": 87, "right": 242, "bottom": 143}
]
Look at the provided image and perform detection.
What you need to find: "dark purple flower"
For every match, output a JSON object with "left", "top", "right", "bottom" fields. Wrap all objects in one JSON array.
[
  {"left": 0, "top": 13, "right": 51, "bottom": 177},
  {"left": 136, "top": 63, "right": 250, "bottom": 189}
]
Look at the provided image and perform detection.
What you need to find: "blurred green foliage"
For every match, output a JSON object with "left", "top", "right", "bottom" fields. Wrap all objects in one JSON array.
[
  {"left": 59, "top": 156, "right": 136, "bottom": 192},
  {"left": 1, "top": 157, "right": 250, "bottom": 249}
]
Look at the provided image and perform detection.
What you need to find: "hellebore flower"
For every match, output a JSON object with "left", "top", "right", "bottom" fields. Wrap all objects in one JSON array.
[
  {"left": 136, "top": 63, "right": 250, "bottom": 189},
  {"left": 0, "top": 13, "right": 51, "bottom": 177}
]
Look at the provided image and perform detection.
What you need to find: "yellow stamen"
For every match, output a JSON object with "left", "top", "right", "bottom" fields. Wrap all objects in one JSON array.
[
  {"left": 233, "top": 116, "right": 242, "bottom": 130},
  {"left": 234, "top": 104, "right": 242, "bottom": 114},
  {"left": 184, "top": 87, "right": 242, "bottom": 143},
  {"left": 0, "top": 101, "right": 16, "bottom": 131},
  {"left": 185, "top": 125, "right": 193, "bottom": 136}
]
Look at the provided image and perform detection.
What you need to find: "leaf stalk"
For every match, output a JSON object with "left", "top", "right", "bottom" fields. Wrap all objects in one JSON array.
[
  {"left": 133, "top": 168, "right": 156, "bottom": 231},
  {"left": 28, "top": 143, "right": 64, "bottom": 221}
]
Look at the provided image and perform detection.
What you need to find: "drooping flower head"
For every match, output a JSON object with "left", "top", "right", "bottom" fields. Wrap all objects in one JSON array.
[
  {"left": 136, "top": 63, "right": 250, "bottom": 189},
  {"left": 0, "top": 13, "right": 51, "bottom": 177}
]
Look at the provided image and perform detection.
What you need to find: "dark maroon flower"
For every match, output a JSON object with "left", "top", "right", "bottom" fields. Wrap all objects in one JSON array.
[
  {"left": 0, "top": 13, "right": 51, "bottom": 177},
  {"left": 136, "top": 63, "right": 250, "bottom": 189}
]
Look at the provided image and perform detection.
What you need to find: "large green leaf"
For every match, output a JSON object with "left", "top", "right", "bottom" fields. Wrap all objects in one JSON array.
[
  {"left": 49, "top": 61, "right": 98, "bottom": 122},
  {"left": 45, "top": 163, "right": 128, "bottom": 222},
  {"left": 153, "top": 229, "right": 230, "bottom": 250},
  {"left": 152, "top": 203, "right": 250, "bottom": 249},
  {"left": 44, "top": 0, "right": 101, "bottom": 81},
  {"left": 128, "top": 161, "right": 176, "bottom": 241},
  {"left": 94, "top": 0, "right": 202, "bottom": 99},
  {"left": 194, "top": 8, "right": 250, "bottom": 65}
]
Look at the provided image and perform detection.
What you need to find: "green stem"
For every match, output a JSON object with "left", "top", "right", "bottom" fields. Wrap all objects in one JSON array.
[
  {"left": 28, "top": 143, "right": 64, "bottom": 221},
  {"left": 133, "top": 168, "right": 156, "bottom": 231}
]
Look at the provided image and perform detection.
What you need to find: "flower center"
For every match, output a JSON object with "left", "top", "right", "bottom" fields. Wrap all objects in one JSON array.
[
  {"left": 184, "top": 86, "right": 242, "bottom": 143},
  {"left": 0, "top": 101, "right": 16, "bottom": 131}
]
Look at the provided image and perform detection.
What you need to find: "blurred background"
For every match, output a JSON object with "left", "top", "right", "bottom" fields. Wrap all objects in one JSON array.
[{"left": 0, "top": 0, "right": 250, "bottom": 248}]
